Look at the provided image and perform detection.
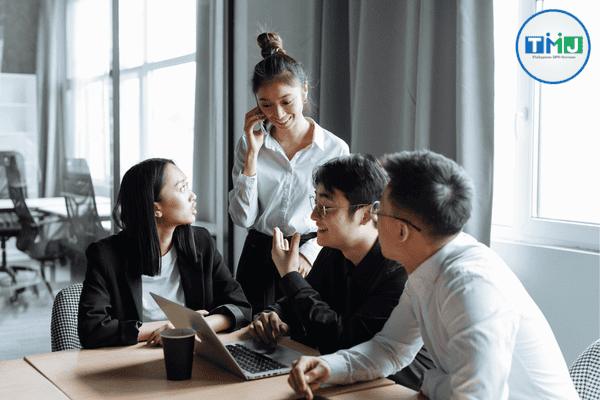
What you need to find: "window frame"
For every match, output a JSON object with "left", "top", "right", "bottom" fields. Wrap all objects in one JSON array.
[{"left": 491, "top": 0, "right": 599, "bottom": 252}]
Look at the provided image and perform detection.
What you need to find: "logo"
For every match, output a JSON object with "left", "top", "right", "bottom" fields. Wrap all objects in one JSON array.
[{"left": 516, "top": 9, "right": 591, "bottom": 84}]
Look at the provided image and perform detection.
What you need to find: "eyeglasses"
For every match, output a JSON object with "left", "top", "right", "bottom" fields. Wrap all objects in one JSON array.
[
  {"left": 370, "top": 201, "right": 422, "bottom": 232},
  {"left": 309, "top": 196, "right": 370, "bottom": 218}
]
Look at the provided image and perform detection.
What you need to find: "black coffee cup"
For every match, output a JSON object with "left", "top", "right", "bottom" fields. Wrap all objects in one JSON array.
[{"left": 160, "top": 328, "right": 196, "bottom": 380}]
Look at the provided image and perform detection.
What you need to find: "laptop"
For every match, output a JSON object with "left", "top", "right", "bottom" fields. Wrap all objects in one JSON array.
[{"left": 150, "top": 292, "right": 305, "bottom": 380}]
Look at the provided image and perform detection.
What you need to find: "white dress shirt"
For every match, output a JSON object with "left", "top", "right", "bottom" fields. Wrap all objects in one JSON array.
[
  {"left": 321, "top": 232, "right": 580, "bottom": 399},
  {"left": 228, "top": 118, "right": 349, "bottom": 264}
]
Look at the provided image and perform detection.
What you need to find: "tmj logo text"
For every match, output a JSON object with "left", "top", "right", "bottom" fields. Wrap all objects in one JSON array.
[{"left": 525, "top": 33, "right": 583, "bottom": 54}]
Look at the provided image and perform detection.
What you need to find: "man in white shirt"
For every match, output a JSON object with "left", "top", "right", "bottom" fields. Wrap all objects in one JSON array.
[{"left": 287, "top": 150, "right": 579, "bottom": 399}]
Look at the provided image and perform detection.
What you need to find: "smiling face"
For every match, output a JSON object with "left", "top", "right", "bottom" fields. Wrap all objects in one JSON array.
[
  {"left": 154, "top": 163, "right": 197, "bottom": 229},
  {"left": 310, "top": 182, "right": 363, "bottom": 252},
  {"left": 256, "top": 80, "right": 308, "bottom": 133}
]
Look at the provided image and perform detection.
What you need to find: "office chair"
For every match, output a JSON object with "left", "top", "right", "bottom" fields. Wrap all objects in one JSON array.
[
  {"left": 570, "top": 339, "right": 600, "bottom": 400},
  {"left": 61, "top": 158, "right": 109, "bottom": 281},
  {"left": 5, "top": 152, "right": 70, "bottom": 299},
  {"left": 0, "top": 151, "right": 43, "bottom": 302},
  {"left": 50, "top": 282, "right": 83, "bottom": 351}
]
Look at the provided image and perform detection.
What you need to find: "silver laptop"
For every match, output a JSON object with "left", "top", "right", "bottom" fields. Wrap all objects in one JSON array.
[{"left": 150, "top": 292, "right": 305, "bottom": 380}]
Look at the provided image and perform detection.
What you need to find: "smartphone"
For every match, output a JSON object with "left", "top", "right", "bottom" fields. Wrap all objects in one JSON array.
[
  {"left": 256, "top": 101, "right": 269, "bottom": 134},
  {"left": 260, "top": 120, "right": 269, "bottom": 135}
]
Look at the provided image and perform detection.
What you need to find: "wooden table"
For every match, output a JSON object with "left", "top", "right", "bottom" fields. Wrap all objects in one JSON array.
[
  {"left": 328, "top": 383, "right": 420, "bottom": 399},
  {"left": 0, "top": 359, "right": 69, "bottom": 399},
  {"left": 24, "top": 328, "right": 400, "bottom": 400}
]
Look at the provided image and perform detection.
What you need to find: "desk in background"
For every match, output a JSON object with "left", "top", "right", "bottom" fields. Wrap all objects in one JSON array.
[
  {"left": 0, "top": 196, "right": 111, "bottom": 220},
  {"left": 24, "top": 327, "right": 417, "bottom": 400},
  {"left": 0, "top": 196, "right": 111, "bottom": 283}
]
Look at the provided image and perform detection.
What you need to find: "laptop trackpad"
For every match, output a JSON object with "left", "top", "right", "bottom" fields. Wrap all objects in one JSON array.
[{"left": 234, "top": 339, "right": 304, "bottom": 367}]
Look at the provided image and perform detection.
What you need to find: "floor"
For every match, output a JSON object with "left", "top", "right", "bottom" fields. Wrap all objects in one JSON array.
[{"left": 0, "top": 245, "right": 76, "bottom": 362}]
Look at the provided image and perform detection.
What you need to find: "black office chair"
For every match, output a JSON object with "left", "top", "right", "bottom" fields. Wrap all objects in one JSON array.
[
  {"left": 4, "top": 152, "right": 70, "bottom": 299},
  {"left": 0, "top": 151, "right": 43, "bottom": 302},
  {"left": 61, "top": 158, "right": 109, "bottom": 281}
]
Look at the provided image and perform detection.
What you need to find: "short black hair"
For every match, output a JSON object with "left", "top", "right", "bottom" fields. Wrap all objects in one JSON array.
[
  {"left": 382, "top": 150, "right": 474, "bottom": 236},
  {"left": 313, "top": 154, "right": 388, "bottom": 218}
]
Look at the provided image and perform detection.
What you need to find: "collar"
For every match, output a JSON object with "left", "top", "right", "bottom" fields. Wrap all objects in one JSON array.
[
  {"left": 263, "top": 117, "right": 325, "bottom": 153},
  {"left": 409, "top": 232, "right": 466, "bottom": 291},
  {"left": 307, "top": 118, "right": 326, "bottom": 151}
]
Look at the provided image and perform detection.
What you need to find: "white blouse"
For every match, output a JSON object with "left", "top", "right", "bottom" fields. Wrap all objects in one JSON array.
[{"left": 228, "top": 118, "right": 349, "bottom": 264}]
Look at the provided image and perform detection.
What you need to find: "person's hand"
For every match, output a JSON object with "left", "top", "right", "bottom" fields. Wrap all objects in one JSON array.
[
  {"left": 272, "top": 229, "right": 312, "bottom": 277},
  {"left": 146, "top": 322, "right": 175, "bottom": 347},
  {"left": 248, "top": 312, "right": 289, "bottom": 348},
  {"left": 244, "top": 106, "right": 267, "bottom": 155},
  {"left": 287, "top": 356, "right": 332, "bottom": 400},
  {"left": 272, "top": 227, "right": 302, "bottom": 277}
]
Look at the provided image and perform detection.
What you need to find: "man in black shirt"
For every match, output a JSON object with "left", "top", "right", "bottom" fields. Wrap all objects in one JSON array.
[{"left": 248, "top": 154, "right": 432, "bottom": 390}]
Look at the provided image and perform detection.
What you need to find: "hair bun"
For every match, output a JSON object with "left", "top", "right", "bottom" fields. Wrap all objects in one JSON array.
[{"left": 257, "top": 32, "right": 286, "bottom": 59}]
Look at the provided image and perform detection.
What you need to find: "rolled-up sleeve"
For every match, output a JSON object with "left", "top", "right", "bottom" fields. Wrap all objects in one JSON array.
[{"left": 228, "top": 136, "right": 259, "bottom": 228}]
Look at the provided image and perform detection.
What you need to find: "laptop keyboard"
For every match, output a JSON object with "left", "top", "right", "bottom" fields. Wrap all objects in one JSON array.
[{"left": 225, "top": 344, "right": 287, "bottom": 374}]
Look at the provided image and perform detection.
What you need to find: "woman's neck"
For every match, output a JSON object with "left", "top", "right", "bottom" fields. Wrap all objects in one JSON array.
[
  {"left": 156, "top": 225, "right": 175, "bottom": 256},
  {"left": 273, "top": 117, "right": 313, "bottom": 159}
]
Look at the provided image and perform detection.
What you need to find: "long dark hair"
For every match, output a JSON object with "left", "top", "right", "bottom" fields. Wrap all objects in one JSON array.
[
  {"left": 112, "top": 158, "right": 197, "bottom": 276},
  {"left": 251, "top": 32, "right": 310, "bottom": 103}
]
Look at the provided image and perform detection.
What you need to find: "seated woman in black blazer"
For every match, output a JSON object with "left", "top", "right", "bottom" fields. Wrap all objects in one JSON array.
[{"left": 78, "top": 158, "right": 251, "bottom": 348}]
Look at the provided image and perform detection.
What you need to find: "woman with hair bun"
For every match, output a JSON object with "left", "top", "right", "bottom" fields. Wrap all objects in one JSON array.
[{"left": 229, "top": 32, "right": 349, "bottom": 314}]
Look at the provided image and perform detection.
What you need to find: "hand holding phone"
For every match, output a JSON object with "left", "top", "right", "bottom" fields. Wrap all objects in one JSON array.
[{"left": 244, "top": 106, "right": 267, "bottom": 154}]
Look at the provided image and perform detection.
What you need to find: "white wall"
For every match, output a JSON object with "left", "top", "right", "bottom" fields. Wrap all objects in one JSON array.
[{"left": 491, "top": 240, "right": 600, "bottom": 366}]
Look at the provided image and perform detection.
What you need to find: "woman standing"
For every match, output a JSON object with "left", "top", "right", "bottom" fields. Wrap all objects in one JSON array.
[
  {"left": 229, "top": 32, "right": 349, "bottom": 313},
  {"left": 79, "top": 158, "right": 251, "bottom": 348}
]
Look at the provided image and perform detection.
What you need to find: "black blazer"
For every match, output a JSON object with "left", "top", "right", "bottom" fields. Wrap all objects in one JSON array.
[{"left": 78, "top": 226, "right": 251, "bottom": 348}]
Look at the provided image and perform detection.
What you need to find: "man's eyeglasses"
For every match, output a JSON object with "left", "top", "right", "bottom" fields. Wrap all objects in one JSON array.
[
  {"left": 370, "top": 201, "right": 422, "bottom": 232},
  {"left": 309, "top": 196, "right": 370, "bottom": 218}
]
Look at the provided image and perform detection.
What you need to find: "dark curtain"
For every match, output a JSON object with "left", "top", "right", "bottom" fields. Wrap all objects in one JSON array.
[{"left": 308, "top": 0, "right": 494, "bottom": 245}]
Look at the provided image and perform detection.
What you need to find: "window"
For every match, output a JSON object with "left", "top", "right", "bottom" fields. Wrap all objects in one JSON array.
[
  {"left": 118, "top": 0, "right": 197, "bottom": 180},
  {"left": 66, "top": 0, "right": 111, "bottom": 196},
  {"left": 65, "top": 0, "right": 197, "bottom": 196},
  {"left": 492, "top": 0, "right": 599, "bottom": 252}
]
